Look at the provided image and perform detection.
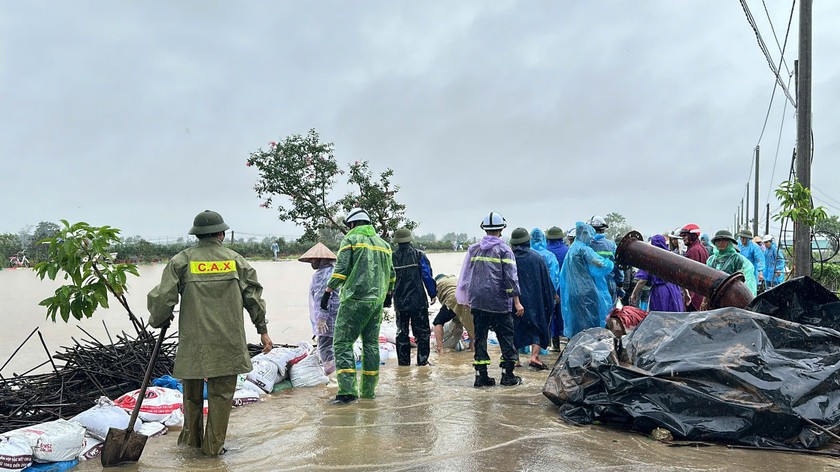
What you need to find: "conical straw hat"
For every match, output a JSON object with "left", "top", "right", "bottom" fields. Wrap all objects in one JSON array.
[{"left": 298, "top": 242, "right": 336, "bottom": 263}]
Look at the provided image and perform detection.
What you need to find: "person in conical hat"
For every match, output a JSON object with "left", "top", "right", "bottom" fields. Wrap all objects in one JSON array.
[{"left": 299, "top": 242, "right": 339, "bottom": 375}]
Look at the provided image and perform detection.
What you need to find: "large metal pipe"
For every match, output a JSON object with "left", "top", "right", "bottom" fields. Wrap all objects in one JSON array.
[{"left": 616, "top": 231, "right": 754, "bottom": 309}]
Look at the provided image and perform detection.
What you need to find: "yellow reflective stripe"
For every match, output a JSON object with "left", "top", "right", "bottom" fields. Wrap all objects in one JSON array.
[
  {"left": 390, "top": 277, "right": 397, "bottom": 282},
  {"left": 473, "top": 360, "right": 491, "bottom": 365},
  {"left": 362, "top": 370, "right": 378, "bottom": 376},
  {"left": 352, "top": 243, "right": 392, "bottom": 254},
  {"left": 331, "top": 273, "right": 347, "bottom": 280},
  {"left": 596, "top": 251, "right": 613, "bottom": 257},
  {"left": 336, "top": 369, "right": 356, "bottom": 374},
  {"left": 471, "top": 256, "right": 515, "bottom": 265},
  {"left": 505, "top": 288, "right": 514, "bottom": 293},
  {"left": 337, "top": 244, "right": 353, "bottom": 254},
  {"left": 190, "top": 260, "right": 236, "bottom": 274}
]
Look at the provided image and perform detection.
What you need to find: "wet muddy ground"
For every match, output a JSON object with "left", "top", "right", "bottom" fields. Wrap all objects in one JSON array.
[{"left": 2, "top": 253, "right": 837, "bottom": 471}]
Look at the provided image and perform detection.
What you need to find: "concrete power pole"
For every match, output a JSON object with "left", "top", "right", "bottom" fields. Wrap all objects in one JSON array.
[
  {"left": 745, "top": 184, "right": 750, "bottom": 234},
  {"left": 754, "top": 146, "right": 760, "bottom": 237},
  {"left": 794, "top": 0, "right": 813, "bottom": 277}
]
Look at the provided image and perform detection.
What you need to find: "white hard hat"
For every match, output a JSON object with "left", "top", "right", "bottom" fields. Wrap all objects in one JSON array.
[
  {"left": 762, "top": 234, "right": 774, "bottom": 243},
  {"left": 480, "top": 212, "right": 507, "bottom": 231},
  {"left": 587, "top": 215, "right": 608, "bottom": 229},
  {"left": 567, "top": 228, "right": 576, "bottom": 238},
  {"left": 344, "top": 208, "right": 371, "bottom": 226}
]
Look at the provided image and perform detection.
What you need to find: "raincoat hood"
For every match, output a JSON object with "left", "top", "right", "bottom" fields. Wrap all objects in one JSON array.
[
  {"left": 575, "top": 222, "right": 596, "bottom": 245},
  {"left": 715, "top": 241, "right": 737, "bottom": 256},
  {"left": 530, "top": 228, "right": 548, "bottom": 252},
  {"left": 701, "top": 233, "right": 710, "bottom": 244},
  {"left": 651, "top": 234, "right": 668, "bottom": 250},
  {"left": 479, "top": 235, "right": 506, "bottom": 250}
]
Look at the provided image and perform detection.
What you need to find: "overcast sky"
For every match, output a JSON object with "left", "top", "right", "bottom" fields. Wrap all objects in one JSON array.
[{"left": 2, "top": 1, "right": 839, "bottom": 242}]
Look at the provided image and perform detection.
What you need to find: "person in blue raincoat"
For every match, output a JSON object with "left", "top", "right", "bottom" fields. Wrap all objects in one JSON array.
[
  {"left": 530, "top": 228, "right": 561, "bottom": 292},
  {"left": 559, "top": 222, "right": 614, "bottom": 339},
  {"left": 762, "top": 234, "right": 786, "bottom": 287},
  {"left": 587, "top": 216, "right": 623, "bottom": 303},
  {"left": 737, "top": 229, "right": 765, "bottom": 286}
]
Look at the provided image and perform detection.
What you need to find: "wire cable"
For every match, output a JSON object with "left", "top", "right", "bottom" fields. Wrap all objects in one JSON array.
[{"left": 738, "top": 0, "right": 797, "bottom": 107}]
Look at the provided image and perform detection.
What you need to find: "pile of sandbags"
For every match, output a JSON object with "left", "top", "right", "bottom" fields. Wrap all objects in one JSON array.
[{"left": 245, "top": 343, "right": 329, "bottom": 392}]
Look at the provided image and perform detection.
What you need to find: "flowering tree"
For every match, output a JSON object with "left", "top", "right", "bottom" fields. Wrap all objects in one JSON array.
[{"left": 247, "top": 129, "right": 416, "bottom": 240}]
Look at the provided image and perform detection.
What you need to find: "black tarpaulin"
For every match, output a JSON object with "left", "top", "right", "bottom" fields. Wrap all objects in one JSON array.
[{"left": 543, "top": 308, "right": 840, "bottom": 448}]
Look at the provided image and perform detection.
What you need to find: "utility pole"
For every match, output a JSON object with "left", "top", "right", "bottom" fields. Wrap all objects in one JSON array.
[
  {"left": 765, "top": 203, "right": 770, "bottom": 236},
  {"left": 794, "top": 0, "right": 813, "bottom": 277},
  {"left": 740, "top": 199, "right": 744, "bottom": 230},
  {"left": 754, "top": 146, "right": 760, "bottom": 237},
  {"left": 745, "top": 183, "right": 750, "bottom": 234}
]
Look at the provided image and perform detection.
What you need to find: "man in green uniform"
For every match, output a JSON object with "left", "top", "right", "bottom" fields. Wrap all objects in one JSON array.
[
  {"left": 321, "top": 208, "right": 395, "bottom": 404},
  {"left": 148, "top": 210, "right": 273, "bottom": 456}
]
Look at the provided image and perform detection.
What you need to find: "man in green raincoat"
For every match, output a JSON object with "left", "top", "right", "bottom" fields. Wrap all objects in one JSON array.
[
  {"left": 322, "top": 208, "right": 395, "bottom": 404},
  {"left": 148, "top": 210, "right": 273, "bottom": 456},
  {"left": 706, "top": 229, "right": 758, "bottom": 297}
]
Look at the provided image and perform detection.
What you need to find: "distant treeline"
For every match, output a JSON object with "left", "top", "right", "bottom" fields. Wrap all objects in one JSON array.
[{"left": 1, "top": 223, "right": 473, "bottom": 266}]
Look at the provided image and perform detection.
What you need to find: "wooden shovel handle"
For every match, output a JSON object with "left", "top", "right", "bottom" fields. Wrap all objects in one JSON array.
[{"left": 126, "top": 326, "right": 168, "bottom": 432}]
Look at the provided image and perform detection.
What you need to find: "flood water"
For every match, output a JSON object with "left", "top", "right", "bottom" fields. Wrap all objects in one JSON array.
[{"left": 1, "top": 253, "right": 837, "bottom": 471}]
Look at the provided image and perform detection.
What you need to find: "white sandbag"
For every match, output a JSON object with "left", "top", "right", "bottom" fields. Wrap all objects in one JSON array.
[
  {"left": 235, "top": 373, "right": 247, "bottom": 390},
  {"left": 162, "top": 408, "right": 184, "bottom": 427},
  {"left": 379, "top": 323, "right": 398, "bottom": 344},
  {"left": 78, "top": 436, "right": 102, "bottom": 461},
  {"left": 232, "top": 388, "right": 261, "bottom": 407},
  {"left": 136, "top": 422, "right": 167, "bottom": 438},
  {"left": 262, "top": 345, "right": 308, "bottom": 379},
  {"left": 379, "top": 342, "right": 396, "bottom": 362},
  {"left": 0, "top": 436, "right": 31, "bottom": 471},
  {"left": 241, "top": 379, "right": 267, "bottom": 395},
  {"left": 289, "top": 352, "right": 329, "bottom": 387},
  {"left": 246, "top": 359, "right": 279, "bottom": 393},
  {"left": 3, "top": 419, "right": 84, "bottom": 463},
  {"left": 114, "top": 386, "right": 183, "bottom": 423},
  {"left": 353, "top": 341, "right": 363, "bottom": 362},
  {"left": 70, "top": 396, "right": 141, "bottom": 441}
]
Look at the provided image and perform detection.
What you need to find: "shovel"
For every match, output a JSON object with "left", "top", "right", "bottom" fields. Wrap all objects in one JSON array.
[{"left": 101, "top": 325, "right": 168, "bottom": 467}]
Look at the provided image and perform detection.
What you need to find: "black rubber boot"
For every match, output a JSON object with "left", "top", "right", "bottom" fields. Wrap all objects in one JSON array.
[
  {"left": 329, "top": 394, "right": 358, "bottom": 405},
  {"left": 473, "top": 365, "right": 496, "bottom": 387},
  {"left": 551, "top": 336, "right": 562, "bottom": 352},
  {"left": 500, "top": 361, "right": 522, "bottom": 386}
]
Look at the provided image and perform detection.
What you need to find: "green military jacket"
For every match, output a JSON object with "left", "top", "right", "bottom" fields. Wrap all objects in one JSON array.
[
  {"left": 327, "top": 224, "right": 395, "bottom": 303},
  {"left": 148, "top": 239, "right": 267, "bottom": 379}
]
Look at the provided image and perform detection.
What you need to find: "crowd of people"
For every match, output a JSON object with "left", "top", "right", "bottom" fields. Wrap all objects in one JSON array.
[{"left": 144, "top": 208, "right": 789, "bottom": 455}]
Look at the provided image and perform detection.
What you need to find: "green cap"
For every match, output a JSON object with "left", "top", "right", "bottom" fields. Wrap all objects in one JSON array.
[
  {"left": 712, "top": 229, "right": 738, "bottom": 244},
  {"left": 188, "top": 210, "right": 230, "bottom": 235},
  {"left": 546, "top": 226, "right": 565, "bottom": 240},
  {"left": 737, "top": 229, "right": 753, "bottom": 239},
  {"left": 510, "top": 227, "right": 530, "bottom": 245},
  {"left": 393, "top": 227, "right": 413, "bottom": 243},
  {"left": 434, "top": 274, "right": 450, "bottom": 282}
]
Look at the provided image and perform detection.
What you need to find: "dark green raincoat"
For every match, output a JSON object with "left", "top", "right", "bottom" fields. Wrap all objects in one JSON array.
[{"left": 148, "top": 239, "right": 268, "bottom": 379}]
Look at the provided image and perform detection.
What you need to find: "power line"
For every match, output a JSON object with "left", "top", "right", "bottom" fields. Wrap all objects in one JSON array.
[
  {"left": 812, "top": 186, "right": 840, "bottom": 208},
  {"left": 761, "top": 0, "right": 795, "bottom": 77},
  {"left": 738, "top": 0, "right": 797, "bottom": 107}
]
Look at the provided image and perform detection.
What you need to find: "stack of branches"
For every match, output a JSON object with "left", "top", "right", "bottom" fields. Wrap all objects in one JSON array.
[{"left": 0, "top": 323, "right": 176, "bottom": 434}]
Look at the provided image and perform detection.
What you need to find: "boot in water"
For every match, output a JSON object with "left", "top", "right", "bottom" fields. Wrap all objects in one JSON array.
[
  {"left": 330, "top": 394, "right": 358, "bottom": 405},
  {"left": 500, "top": 361, "right": 522, "bottom": 386},
  {"left": 473, "top": 365, "right": 496, "bottom": 387}
]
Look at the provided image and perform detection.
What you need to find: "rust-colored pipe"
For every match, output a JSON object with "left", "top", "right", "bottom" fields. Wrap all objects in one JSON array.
[{"left": 616, "top": 231, "right": 754, "bottom": 309}]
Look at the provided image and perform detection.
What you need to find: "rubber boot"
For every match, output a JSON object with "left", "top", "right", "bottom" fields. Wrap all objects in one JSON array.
[
  {"left": 473, "top": 365, "right": 496, "bottom": 387},
  {"left": 500, "top": 361, "right": 522, "bottom": 386},
  {"left": 551, "top": 336, "right": 562, "bottom": 352}
]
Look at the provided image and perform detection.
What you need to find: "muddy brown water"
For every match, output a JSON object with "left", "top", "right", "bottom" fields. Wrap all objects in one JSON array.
[{"left": 1, "top": 253, "right": 836, "bottom": 470}]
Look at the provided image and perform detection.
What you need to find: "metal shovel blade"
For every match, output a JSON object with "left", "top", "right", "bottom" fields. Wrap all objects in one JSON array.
[{"left": 101, "top": 426, "right": 149, "bottom": 467}]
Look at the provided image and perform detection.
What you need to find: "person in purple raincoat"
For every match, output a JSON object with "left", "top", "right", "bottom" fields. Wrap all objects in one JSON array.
[
  {"left": 456, "top": 212, "right": 524, "bottom": 387},
  {"left": 299, "top": 243, "right": 340, "bottom": 375},
  {"left": 629, "top": 235, "right": 685, "bottom": 313}
]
